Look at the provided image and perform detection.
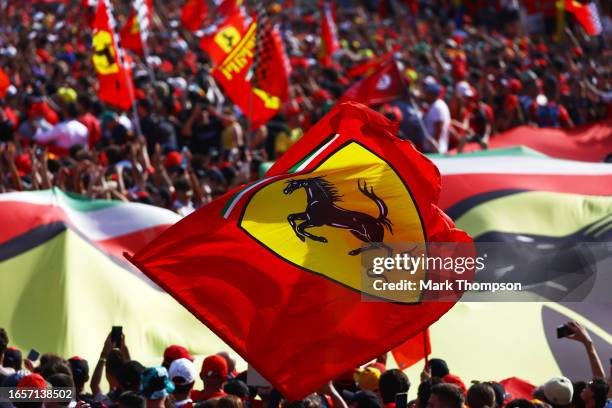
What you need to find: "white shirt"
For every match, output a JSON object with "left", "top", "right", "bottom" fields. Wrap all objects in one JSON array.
[
  {"left": 34, "top": 119, "right": 88, "bottom": 149},
  {"left": 424, "top": 99, "right": 451, "bottom": 154}
]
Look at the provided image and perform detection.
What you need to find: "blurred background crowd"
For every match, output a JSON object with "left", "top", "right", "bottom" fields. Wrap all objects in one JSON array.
[{"left": 0, "top": 0, "right": 611, "bottom": 216}]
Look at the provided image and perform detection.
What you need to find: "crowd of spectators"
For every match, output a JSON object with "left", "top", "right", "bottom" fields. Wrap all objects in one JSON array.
[
  {"left": 0, "top": 0, "right": 611, "bottom": 215},
  {"left": 0, "top": 321, "right": 610, "bottom": 408}
]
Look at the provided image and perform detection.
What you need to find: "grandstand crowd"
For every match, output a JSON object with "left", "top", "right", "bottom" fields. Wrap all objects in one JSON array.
[
  {"left": 0, "top": 0, "right": 611, "bottom": 216},
  {"left": 0, "top": 321, "right": 610, "bottom": 408}
]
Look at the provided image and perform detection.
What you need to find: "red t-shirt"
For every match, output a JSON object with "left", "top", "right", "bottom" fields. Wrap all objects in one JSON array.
[{"left": 78, "top": 113, "right": 101, "bottom": 149}]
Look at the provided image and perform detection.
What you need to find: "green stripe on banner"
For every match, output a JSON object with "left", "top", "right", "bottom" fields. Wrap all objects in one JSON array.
[{"left": 55, "top": 189, "right": 121, "bottom": 212}]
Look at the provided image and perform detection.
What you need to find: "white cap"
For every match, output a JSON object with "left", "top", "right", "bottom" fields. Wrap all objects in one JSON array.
[
  {"left": 455, "top": 81, "right": 474, "bottom": 97},
  {"left": 169, "top": 358, "right": 196, "bottom": 385},
  {"left": 543, "top": 376, "right": 573, "bottom": 406}
]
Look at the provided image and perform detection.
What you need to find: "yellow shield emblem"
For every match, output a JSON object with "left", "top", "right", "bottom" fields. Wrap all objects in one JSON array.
[
  {"left": 92, "top": 30, "right": 119, "bottom": 75},
  {"left": 239, "top": 142, "right": 427, "bottom": 303},
  {"left": 214, "top": 26, "right": 242, "bottom": 53}
]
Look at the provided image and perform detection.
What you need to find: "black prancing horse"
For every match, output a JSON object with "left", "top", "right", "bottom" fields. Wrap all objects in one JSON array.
[{"left": 284, "top": 177, "right": 393, "bottom": 256}]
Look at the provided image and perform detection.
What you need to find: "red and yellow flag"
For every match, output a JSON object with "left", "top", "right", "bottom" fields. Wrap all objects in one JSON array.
[
  {"left": 318, "top": 0, "right": 339, "bottom": 67},
  {"left": 127, "top": 102, "right": 472, "bottom": 399},
  {"left": 211, "top": 22, "right": 285, "bottom": 129},
  {"left": 92, "top": 0, "right": 135, "bottom": 111},
  {"left": 119, "top": 0, "right": 153, "bottom": 55},
  {"left": 199, "top": 11, "right": 248, "bottom": 66}
]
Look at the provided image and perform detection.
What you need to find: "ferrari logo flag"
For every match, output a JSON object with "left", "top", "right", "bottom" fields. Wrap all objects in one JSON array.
[{"left": 126, "top": 102, "right": 472, "bottom": 400}]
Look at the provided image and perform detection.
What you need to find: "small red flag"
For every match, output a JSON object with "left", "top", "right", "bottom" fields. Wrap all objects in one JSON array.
[
  {"left": 391, "top": 329, "right": 431, "bottom": 370},
  {"left": 0, "top": 68, "right": 9, "bottom": 99},
  {"left": 565, "top": 0, "right": 602, "bottom": 36},
  {"left": 347, "top": 47, "right": 398, "bottom": 78},
  {"left": 120, "top": 0, "right": 153, "bottom": 56},
  {"left": 318, "top": 0, "right": 339, "bottom": 67},
  {"left": 127, "top": 102, "right": 473, "bottom": 400},
  {"left": 92, "top": 0, "right": 135, "bottom": 111},
  {"left": 181, "top": 0, "right": 207, "bottom": 32},
  {"left": 339, "top": 60, "right": 407, "bottom": 106},
  {"left": 199, "top": 11, "right": 248, "bottom": 66}
]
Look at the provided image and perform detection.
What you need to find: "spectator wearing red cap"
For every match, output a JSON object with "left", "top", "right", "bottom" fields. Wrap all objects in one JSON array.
[
  {"left": 192, "top": 355, "right": 229, "bottom": 402},
  {"left": 162, "top": 345, "right": 194, "bottom": 369}
]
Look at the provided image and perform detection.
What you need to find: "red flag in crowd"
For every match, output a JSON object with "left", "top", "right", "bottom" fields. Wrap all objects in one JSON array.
[
  {"left": 453, "top": 120, "right": 612, "bottom": 162},
  {"left": 565, "top": 0, "right": 602, "bottom": 36},
  {"left": 347, "top": 46, "right": 398, "bottom": 78},
  {"left": 212, "top": 15, "right": 288, "bottom": 129},
  {"left": 127, "top": 102, "right": 472, "bottom": 399},
  {"left": 216, "top": 0, "right": 241, "bottom": 18},
  {"left": 251, "top": 3, "right": 291, "bottom": 103},
  {"left": 92, "top": 0, "right": 135, "bottom": 111},
  {"left": 0, "top": 68, "right": 9, "bottom": 99},
  {"left": 120, "top": 0, "right": 153, "bottom": 55},
  {"left": 339, "top": 60, "right": 407, "bottom": 106},
  {"left": 391, "top": 329, "right": 431, "bottom": 370},
  {"left": 499, "top": 377, "right": 537, "bottom": 401},
  {"left": 181, "top": 0, "right": 207, "bottom": 32},
  {"left": 199, "top": 11, "right": 248, "bottom": 65},
  {"left": 318, "top": 0, "right": 339, "bottom": 67}
]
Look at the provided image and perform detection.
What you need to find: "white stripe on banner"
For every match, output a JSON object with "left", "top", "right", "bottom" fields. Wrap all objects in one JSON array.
[{"left": 433, "top": 156, "right": 612, "bottom": 176}]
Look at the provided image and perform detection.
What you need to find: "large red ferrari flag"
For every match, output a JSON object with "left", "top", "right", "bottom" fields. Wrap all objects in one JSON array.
[
  {"left": 127, "top": 102, "right": 472, "bottom": 399},
  {"left": 92, "top": 0, "right": 135, "bottom": 111}
]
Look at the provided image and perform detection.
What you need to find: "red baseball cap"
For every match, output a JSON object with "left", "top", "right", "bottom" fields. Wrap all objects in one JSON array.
[
  {"left": 18, "top": 374, "right": 48, "bottom": 389},
  {"left": 164, "top": 345, "right": 194, "bottom": 363},
  {"left": 200, "top": 355, "right": 228, "bottom": 379},
  {"left": 164, "top": 151, "right": 183, "bottom": 169}
]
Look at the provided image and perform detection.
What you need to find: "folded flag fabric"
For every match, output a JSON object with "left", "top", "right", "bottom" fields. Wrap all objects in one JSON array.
[{"left": 128, "top": 102, "right": 472, "bottom": 399}]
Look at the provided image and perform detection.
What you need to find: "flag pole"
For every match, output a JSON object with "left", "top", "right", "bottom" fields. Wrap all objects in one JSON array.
[{"left": 423, "top": 328, "right": 430, "bottom": 369}]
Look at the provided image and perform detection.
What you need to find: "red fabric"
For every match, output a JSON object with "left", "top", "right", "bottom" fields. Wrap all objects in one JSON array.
[
  {"left": 454, "top": 120, "right": 612, "bottom": 162},
  {"left": 0, "top": 68, "right": 9, "bottom": 99},
  {"left": 443, "top": 374, "right": 467, "bottom": 396},
  {"left": 127, "top": 102, "right": 473, "bottom": 400},
  {"left": 339, "top": 61, "right": 407, "bottom": 106},
  {"left": 181, "top": 0, "right": 208, "bottom": 32},
  {"left": 216, "top": 0, "right": 239, "bottom": 18},
  {"left": 119, "top": 0, "right": 153, "bottom": 56},
  {"left": 79, "top": 113, "right": 102, "bottom": 149},
  {"left": 92, "top": 0, "right": 135, "bottom": 111},
  {"left": 30, "top": 101, "right": 59, "bottom": 125},
  {"left": 211, "top": 22, "right": 283, "bottom": 129},
  {"left": 565, "top": 0, "right": 602, "bottom": 36},
  {"left": 18, "top": 374, "right": 47, "bottom": 389},
  {"left": 499, "top": 377, "right": 536, "bottom": 401},
  {"left": 252, "top": 24, "right": 291, "bottom": 103},
  {"left": 318, "top": 0, "right": 340, "bottom": 67},
  {"left": 199, "top": 11, "right": 247, "bottom": 65},
  {"left": 391, "top": 329, "right": 431, "bottom": 370},
  {"left": 347, "top": 47, "right": 399, "bottom": 78}
]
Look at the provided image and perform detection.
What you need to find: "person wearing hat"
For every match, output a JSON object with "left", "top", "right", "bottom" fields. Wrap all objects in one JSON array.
[
  {"left": 2, "top": 347, "right": 22, "bottom": 371},
  {"left": 192, "top": 355, "right": 228, "bottom": 402},
  {"left": 421, "top": 78, "right": 451, "bottom": 154},
  {"left": 542, "top": 377, "right": 573, "bottom": 408},
  {"left": 168, "top": 358, "right": 197, "bottom": 408},
  {"left": 162, "top": 345, "right": 194, "bottom": 369},
  {"left": 140, "top": 367, "right": 175, "bottom": 408},
  {"left": 33, "top": 102, "right": 89, "bottom": 154},
  {"left": 68, "top": 356, "right": 93, "bottom": 403},
  {"left": 356, "top": 367, "right": 382, "bottom": 393}
]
